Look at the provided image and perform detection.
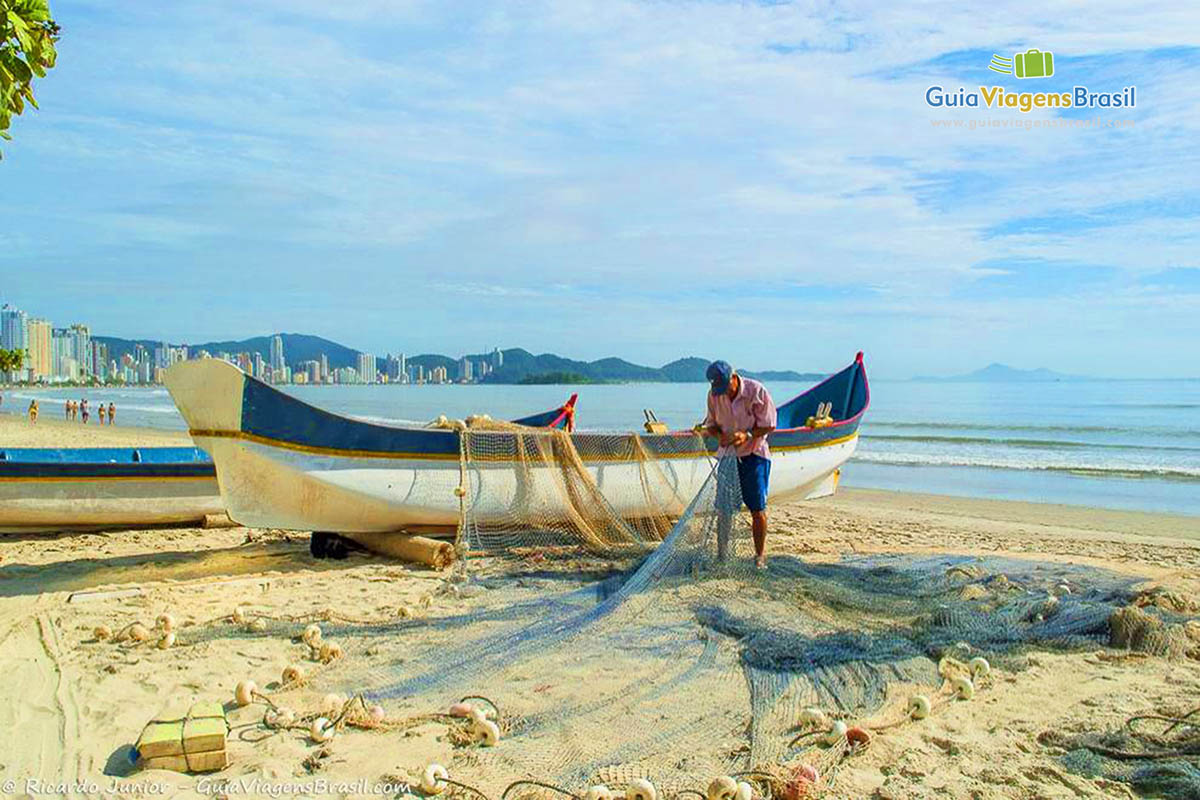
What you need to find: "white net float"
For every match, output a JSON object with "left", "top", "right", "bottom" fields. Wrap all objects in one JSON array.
[
  {"left": 822, "top": 720, "right": 848, "bottom": 746},
  {"left": 422, "top": 764, "right": 449, "bottom": 795},
  {"left": 584, "top": 786, "right": 613, "bottom": 800},
  {"left": 706, "top": 776, "right": 737, "bottom": 800},
  {"left": 234, "top": 679, "right": 256, "bottom": 707},
  {"left": 908, "top": 694, "right": 932, "bottom": 719},
  {"left": 309, "top": 717, "right": 335, "bottom": 743},
  {"left": 799, "top": 707, "right": 827, "bottom": 728},
  {"left": 627, "top": 779, "right": 656, "bottom": 800}
]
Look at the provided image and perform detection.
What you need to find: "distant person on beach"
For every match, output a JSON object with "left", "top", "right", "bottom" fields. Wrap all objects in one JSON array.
[
  {"left": 108, "top": 402, "right": 115, "bottom": 425},
  {"left": 28, "top": 399, "right": 38, "bottom": 423},
  {"left": 98, "top": 404, "right": 107, "bottom": 424},
  {"left": 703, "top": 360, "right": 777, "bottom": 569},
  {"left": 64, "top": 399, "right": 71, "bottom": 419},
  {"left": 81, "top": 399, "right": 89, "bottom": 424}
]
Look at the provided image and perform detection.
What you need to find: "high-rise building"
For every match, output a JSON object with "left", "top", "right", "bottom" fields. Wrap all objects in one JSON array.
[
  {"left": 270, "top": 335, "right": 285, "bottom": 379},
  {"left": 52, "top": 328, "right": 77, "bottom": 381},
  {"left": 1, "top": 305, "right": 29, "bottom": 366},
  {"left": 491, "top": 348, "right": 503, "bottom": 370},
  {"left": 90, "top": 340, "right": 108, "bottom": 381},
  {"left": 300, "top": 360, "right": 321, "bottom": 384},
  {"left": 26, "top": 318, "right": 52, "bottom": 380},
  {"left": 319, "top": 354, "right": 329, "bottom": 384},
  {"left": 458, "top": 357, "right": 473, "bottom": 382},
  {"left": 69, "top": 324, "right": 91, "bottom": 379},
  {"left": 357, "top": 352, "right": 376, "bottom": 384}
]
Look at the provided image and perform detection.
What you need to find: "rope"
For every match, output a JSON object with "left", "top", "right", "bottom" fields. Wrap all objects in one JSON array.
[
  {"left": 460, "top": 695, "right": 502, "bottom": 720},
  {"left": 442, "top": 779, "right": 491, "bottom": 800},
  {"left": 501, "top": 780, "right": 578, "bottom": 800}
]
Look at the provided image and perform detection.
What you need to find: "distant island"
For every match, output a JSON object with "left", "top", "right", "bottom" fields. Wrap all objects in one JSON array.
[
  {"left": 93, "top": 333, "right": 829, "bottom": 386},
  {"left": 915, "top": 363, "right": 1084, "bottom": 382}
]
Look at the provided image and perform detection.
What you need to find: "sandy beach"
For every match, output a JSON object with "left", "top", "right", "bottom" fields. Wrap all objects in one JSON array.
[
  {"left": 1, "top": 417, "right": 1197, "bottom": 799},
  {"left": 0, "top": 411, "right": 193, "bottom": 448}
]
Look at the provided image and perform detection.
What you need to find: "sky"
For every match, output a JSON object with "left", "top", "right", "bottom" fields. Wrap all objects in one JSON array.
[{"left": 1, "top": 1, "right": 1198, "bottom": 379}]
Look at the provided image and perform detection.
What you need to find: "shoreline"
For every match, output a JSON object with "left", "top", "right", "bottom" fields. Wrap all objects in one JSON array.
[
  {"left": 830, "top": 485, "right": 1200, "bottom": 539},
  {"left": 0, "top": 411, "right": 193, "bottom": 448}
]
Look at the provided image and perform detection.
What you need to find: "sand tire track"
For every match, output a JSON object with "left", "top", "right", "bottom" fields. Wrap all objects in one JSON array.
[{"left": 0, "top": 612, "right": 76, "bottom": 796}]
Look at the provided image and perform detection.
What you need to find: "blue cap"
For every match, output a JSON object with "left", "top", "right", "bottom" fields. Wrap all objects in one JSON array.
[{"left": 706, "top": 360, "right": 733, "bottom": 395}]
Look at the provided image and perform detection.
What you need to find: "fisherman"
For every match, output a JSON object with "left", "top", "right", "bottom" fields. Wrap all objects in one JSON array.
[{"left": 702, "top": 360, "right": 777, "bottom": 568}]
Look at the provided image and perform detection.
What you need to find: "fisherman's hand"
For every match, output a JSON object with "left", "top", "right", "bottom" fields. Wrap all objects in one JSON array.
[{"left": 730, "top": 431, "right": 749, "bottom": 447}]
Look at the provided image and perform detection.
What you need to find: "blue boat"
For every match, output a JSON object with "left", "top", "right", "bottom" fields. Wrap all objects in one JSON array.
[{"left": 0, "top": 446, "right": 223, "bottom": 531}]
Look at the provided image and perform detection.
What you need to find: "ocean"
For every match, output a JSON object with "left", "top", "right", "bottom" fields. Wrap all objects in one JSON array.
[{"left": 3, "top": 378, "right": 1198, "bottom": 516}]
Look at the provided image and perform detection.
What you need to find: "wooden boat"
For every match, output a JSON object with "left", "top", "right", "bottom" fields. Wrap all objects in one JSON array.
[
  {"left": 0, "top": 446, "right": 224, "bottom": 531},
  {"left": 164, "top": 354, "right": 869, "bottom": 535}
]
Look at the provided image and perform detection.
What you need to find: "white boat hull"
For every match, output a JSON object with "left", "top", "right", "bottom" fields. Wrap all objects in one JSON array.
[{"left": 0, "top": 476, "right": 224, "bottom": 532}]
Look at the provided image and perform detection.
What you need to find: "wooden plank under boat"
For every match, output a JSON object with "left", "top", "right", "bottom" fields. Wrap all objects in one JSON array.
[{"left": 164, "top": 354, "right": 869, "bottom": 534}]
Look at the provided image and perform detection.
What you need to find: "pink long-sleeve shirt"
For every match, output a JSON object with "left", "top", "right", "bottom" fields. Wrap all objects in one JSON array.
[{"left": 704, "top": 376, "right": 778, "bottom": 459}]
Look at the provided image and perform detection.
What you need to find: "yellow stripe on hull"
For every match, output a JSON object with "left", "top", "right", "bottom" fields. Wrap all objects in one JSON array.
[{"left": 189, "top": 428, "right": 859, "bottom": 462}]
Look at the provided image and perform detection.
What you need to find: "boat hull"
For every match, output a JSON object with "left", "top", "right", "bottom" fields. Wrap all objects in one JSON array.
[
  {"left": 195, "top": 432, "right": 858, "bottom": 531},
  {"left": 0, "top": 448, "right": 223, "bottom": 532},
  {"left": 166, "top": 355, "right": 869, "bottom": 534}
]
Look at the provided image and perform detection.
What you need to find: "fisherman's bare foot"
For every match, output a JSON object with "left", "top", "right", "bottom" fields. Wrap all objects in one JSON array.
[{"left": 755, "top": 555, "right": 767, "bottom": 569}]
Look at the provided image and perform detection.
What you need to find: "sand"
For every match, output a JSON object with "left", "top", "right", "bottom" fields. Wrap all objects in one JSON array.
[{"left": 0, "top": 422, "right": 1197, "bottom": 799}]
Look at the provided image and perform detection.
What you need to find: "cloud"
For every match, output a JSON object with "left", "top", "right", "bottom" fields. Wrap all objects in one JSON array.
[{"left": 1, "top": 0, "right": 1198, "bottom": 377}]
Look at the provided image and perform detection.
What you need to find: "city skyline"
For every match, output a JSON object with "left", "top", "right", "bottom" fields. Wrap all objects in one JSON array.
[
  {"left": 0, "top": 298, "right": 510, "bottom": 385},
  {"left": 1, "top": 3, "right": 1196, "bottom": 379}
]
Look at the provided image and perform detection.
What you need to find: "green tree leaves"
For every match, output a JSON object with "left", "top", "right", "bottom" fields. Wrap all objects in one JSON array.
[
  {"left": 0, "top": 348, "right": 29, "bottom": 376},
  {"left": 1, "top": 0, "right": 59, "bottom": 155}
]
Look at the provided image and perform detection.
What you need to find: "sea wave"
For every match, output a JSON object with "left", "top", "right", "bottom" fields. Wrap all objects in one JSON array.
[
  {"left": 861, "top": 433, "right": 1200, "bottom": 453},
  {"left": 851, "top": 451, "right": 1200, "bottom": 482},
  {"left": 348, "top": 414, "right": 433, "bottom": 427},
  {"left": 867, "top": 420, "right": 1196, "bottom": 437}
]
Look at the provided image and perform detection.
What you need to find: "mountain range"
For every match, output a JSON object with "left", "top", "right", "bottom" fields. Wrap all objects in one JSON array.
[
  {"left": 93, "top": 333, "right": 826, "bottom": 384},
  {"left": 915, "top": 363, "right": 1082, "bottom": 382}
]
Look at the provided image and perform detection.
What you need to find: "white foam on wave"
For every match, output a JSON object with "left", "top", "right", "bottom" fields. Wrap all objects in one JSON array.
[{"left": 851, "top": 451, "right": 1200, "bottom": 480}]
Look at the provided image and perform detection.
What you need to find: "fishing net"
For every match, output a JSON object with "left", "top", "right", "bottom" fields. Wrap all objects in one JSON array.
[{"left": 148, "top": 423, "right": 1199, "bottom": 797}]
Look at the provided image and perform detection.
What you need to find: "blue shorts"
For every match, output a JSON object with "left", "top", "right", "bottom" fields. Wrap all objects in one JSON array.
[{"left": 716, "top": 454, "right": 771, "bottom": 513}]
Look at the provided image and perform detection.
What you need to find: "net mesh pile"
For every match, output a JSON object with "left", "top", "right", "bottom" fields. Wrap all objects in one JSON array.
[{"left": 173, "top": 424, "right": 1198, "bottom": 796}]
